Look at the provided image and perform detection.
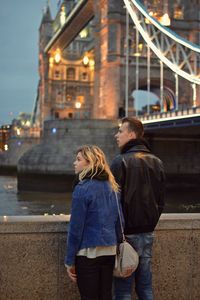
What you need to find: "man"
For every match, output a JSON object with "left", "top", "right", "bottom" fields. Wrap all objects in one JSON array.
[{"left": 111, "top": 117, "right": 165, "bottom": 300}]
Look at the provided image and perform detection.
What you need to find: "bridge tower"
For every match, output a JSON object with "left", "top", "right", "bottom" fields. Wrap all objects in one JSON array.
[
  {"left": 89, "top": 0, "right": 200, "bottom": 119},
  {"left": 37, "top": 0, "right": 95, "bottom": 128},
  {"left": 38, "top": 4, "right": 53, "bottom": 128},
  {"left": 37, "top": 0, "right": 200, "bottom": 122}
]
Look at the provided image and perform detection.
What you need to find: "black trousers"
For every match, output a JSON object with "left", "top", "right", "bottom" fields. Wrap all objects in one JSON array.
[{"left": 75, "top": 255, "right": 115, "bottom": 300}]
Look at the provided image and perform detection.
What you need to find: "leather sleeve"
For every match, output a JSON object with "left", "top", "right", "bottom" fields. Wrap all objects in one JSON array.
[{"left": 110, "top": 155, "right": 123, "bottom": 186}]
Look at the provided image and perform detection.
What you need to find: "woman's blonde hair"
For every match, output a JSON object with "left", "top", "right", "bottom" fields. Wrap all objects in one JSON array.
[{"left": 77, "top": 145, "right": 119, "bottom": 192}]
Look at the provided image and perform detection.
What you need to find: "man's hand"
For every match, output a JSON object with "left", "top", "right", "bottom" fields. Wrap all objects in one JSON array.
[{"left": 67, "top": 266, "right": 77, "bottom": 283}]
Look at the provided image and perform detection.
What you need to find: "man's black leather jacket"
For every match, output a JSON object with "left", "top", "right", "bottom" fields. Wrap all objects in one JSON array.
[{"left": 111, "top": 141, "right": 165, "bottom": 234}]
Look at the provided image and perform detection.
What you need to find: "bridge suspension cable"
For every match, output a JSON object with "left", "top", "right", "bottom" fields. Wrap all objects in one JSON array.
[{"left": 123, "top": 0, "right": 200, "bottom": 85}]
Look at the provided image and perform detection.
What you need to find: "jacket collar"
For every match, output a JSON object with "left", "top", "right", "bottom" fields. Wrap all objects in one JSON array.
[
  {"left": 120, "top": 139, "right": 150, "bottom": 154},
  {"left": 72, "top": 169, "right": 108, "bottom": 190}
]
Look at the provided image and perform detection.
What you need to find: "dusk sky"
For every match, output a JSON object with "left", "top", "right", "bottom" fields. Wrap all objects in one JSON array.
[{"left": 0, "top": 1, "right": 58, "bottom": 126}]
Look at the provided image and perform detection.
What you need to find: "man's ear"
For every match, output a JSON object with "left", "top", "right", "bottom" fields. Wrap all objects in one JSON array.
[{"left": 129, "top": 131, "right": 136, "bottom": 139}]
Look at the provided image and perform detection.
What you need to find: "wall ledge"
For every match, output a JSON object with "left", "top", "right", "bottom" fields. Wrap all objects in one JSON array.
[{"left": 0, "top": 213, "right": 200, "bottom": 233}]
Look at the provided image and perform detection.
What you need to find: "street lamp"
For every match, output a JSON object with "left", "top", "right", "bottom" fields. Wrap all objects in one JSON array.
[
  {"left": 82, "top": 55, "right": 89, "bottom": 66},
  {"left": 54, "top": 49, "right": 61, "bottom": 64},
  {"left": 75, "top": 101, "right": 82, "bottom": 109}
]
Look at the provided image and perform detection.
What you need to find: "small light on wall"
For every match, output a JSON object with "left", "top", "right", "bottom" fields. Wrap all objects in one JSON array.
[
  {"left": 82, "top": 55, "right": 89, "bottom": 66},
  {"left": 16, "top": 128, "right": 21, "bottom": 136},
  {"left": 89, "top": 59, "right": 95, "bottom": 68},
  {"left": 158, "top": 13, "right": 171, "bottom": 26},
  {"left": 4, "top": 144, "right": 8, "bottom": 151},
  {"left": 60, "top": 6, "right": 66, "bottom": 26},
  {"left": 49, "top": 56, "right": 54, "bottom": 67},
  {"left": 52, "top": 128, "right": 57, "bottom": 134},
  {"left": 54, "top": 49, "right": 61, "bottom": 64},
  {"left": 75, "top": 102, "right": 81, "bottom": 109}
]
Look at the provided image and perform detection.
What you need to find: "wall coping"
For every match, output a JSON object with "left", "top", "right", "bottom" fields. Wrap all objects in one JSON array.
[{"left": 0, "top": 214, "right": 200, "bottom": 233}]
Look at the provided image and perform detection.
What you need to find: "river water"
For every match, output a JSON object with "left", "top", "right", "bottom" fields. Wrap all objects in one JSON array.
[
  {"left": 0, "top": 175, "right": 200, "bottom": 215},
  {"left": 0, "top": 176, "right": 71, "bottom": 216}
]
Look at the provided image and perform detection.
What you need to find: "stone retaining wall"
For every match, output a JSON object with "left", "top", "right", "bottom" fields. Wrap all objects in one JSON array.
[{"left": 0, "top": 214, "right": 199, "bottom": 300}]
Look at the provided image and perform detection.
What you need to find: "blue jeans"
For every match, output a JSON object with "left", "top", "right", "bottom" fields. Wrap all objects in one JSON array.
[{"left": 113, "top": 232, "right": 154, "bottom": 300}]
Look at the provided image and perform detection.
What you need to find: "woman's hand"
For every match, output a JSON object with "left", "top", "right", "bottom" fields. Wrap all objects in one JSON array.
[{"left": 67, "top": 266, "right": 77, "bottom": 283}]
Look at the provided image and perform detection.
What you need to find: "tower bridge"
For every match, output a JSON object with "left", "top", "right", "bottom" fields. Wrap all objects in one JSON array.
[
  {"left": 14, "top": 0, "right": 200, "bottom": 192},
  {"left": 33, "top": 0, "right": 200, "bottom": 131}
]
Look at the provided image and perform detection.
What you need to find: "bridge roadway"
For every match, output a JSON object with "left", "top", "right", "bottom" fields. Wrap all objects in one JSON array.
[
  {"left": 140, "top": 107, "right": 200, "bottom": 137},
  {"left": 45, "top": 0, "right": 94, "bottom": 54}
]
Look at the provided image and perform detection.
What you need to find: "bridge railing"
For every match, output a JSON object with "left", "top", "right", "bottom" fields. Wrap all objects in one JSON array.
[{"left": 139, "top": 106, "right": 200, "bottom": 124}]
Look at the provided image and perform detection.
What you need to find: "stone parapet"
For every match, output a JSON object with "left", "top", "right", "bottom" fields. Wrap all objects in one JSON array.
[{"left": 0, "top": 214, "right": 199, "bottom": 300}]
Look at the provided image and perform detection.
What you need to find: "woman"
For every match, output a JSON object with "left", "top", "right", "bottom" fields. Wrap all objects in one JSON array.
[{"left": 65, "top": 145, "right": 120, "bottom": 300}]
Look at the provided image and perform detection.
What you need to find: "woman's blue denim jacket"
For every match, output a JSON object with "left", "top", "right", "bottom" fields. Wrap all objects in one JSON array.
[{"left": 65, "top": 179, "right": 121, "bottom": 266}]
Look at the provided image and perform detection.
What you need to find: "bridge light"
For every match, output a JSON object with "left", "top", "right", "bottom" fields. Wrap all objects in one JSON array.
[
  {"left": 16, "top": 128, "right": 21, "bottom": 136},
  {"left": 54, "top": 49, "right": 61, "bottom": 64},
  {"left": 49, "top": 56, "right": 54, "bottom": 67},
  {"left": 79, "top": 28, "right": 89, "bottom": 38},
  {"left": 82, "top": 55, "right": 90, "bottom": 66},
  {"left": 75, "top": 101, "right": 81, "bottom": 109},
  {"left": 159, "top": 13, "right": 171, "bottom": 27},
  {"left": 60, "top": 6, "right": 66, "bottom": 26},
  {"left": 52, "top": 128, "right": 57, "bottom": 134}
]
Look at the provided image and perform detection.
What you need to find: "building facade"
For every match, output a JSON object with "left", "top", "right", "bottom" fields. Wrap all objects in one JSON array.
[{"left": 36, "top": 0, "right": 200, "bottom": 127}]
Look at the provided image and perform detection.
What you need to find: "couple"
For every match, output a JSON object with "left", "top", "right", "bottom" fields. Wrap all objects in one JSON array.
[{"left": 65, "top": 117, "right": 165, "bottom": 300}]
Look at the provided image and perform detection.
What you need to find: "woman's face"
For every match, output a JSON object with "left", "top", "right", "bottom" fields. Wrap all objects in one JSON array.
[{"left": 74, "top": 151, "right": 89, "bottom": 174}]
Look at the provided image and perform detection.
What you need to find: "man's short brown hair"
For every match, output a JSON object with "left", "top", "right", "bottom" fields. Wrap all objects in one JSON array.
[{"left": 122, "top": 117, "right": 144, "bottom": 138}]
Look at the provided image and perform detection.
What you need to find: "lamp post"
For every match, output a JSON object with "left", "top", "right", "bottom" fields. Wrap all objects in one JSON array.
[{"left": 75, "top": 101, "right": 82, "bottom": 119}]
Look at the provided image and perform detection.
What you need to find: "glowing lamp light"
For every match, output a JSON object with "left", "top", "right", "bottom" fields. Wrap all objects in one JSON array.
[
  {"left": 54, "top": 49, "right": 61, "bottom": 64},
  {"left": 133, "top": 52, "right": 141, "bottom": 57},
  {"left": 49, "top": 56, "right": 54, "bottom": 67},
  {"left": 145, "top": 11, "right": 154, "bottom": 24},
  {"left": 60, "top": 7, "right": 66, "bottom": 26},
  {"left": 79, "top": 28, "right": 88, "bottom": 38},
  {"left": 4, "top": 144, "right": 8, "bottom": 151},
  {"left": 16, "top": 128, "right": 21, "bottom": 136},
  {"left": 52, "top": 128, "right": 57, "bottom": 134},
  {"left": 159, "top": 13, "right": 171, "bottom": 26},
  {"left": 89, "top": 59, "right": 95, "bottom": 68},
  {"left": 26, "top": 121, "right": 31, "bottom": 127},
  {"left": 82, "top": 56, "right": 89, "bottom": 66},
  {"left": 75, "top": 102, "right": 81, "bottom": 109}
]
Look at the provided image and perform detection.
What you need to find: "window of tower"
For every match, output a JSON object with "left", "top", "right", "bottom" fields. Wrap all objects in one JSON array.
[
  {"left": 174, "top": 4, "right": 184, "bottom": 19},
  {"left": 54, "top": 70, "right": 60, "bottom": 79},
  {"left": 82, "top": 72, "right": 88, "bottom": 81},
  {"left": 67, "top": 68, "right": 75, "bottom": 80}
]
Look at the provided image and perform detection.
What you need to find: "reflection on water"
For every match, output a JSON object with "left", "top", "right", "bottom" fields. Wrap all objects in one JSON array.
[
  {"left": 0, "top": 176, "right": 72, "bottom": 216},
  {"left": 0, "top": 175, "right": 200, "bottom": 216},
  {"left": 164, "top": 189, "right": 200, "bottom": 213}
]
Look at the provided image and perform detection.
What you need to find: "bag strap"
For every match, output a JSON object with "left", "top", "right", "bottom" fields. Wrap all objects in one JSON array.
[{"left": 115, "top": 192, "right": 126, "bottom": 242}]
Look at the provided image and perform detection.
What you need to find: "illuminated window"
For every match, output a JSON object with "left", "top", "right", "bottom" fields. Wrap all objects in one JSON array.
[
  {"left": 79, "top": 28, "right": 89, "bottom": 39},
  {"left": 174, "top": 4, "right": 184, "bottom": 19}
]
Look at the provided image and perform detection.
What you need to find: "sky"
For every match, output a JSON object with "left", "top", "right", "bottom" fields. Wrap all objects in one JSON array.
[{"left": 0, "top": 1, "right": 58, "bottom": 126}]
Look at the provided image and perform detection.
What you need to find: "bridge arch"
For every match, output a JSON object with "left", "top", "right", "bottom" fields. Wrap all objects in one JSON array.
[{"left": 129, "top": 78, "right": 176, "bottom": 115}]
